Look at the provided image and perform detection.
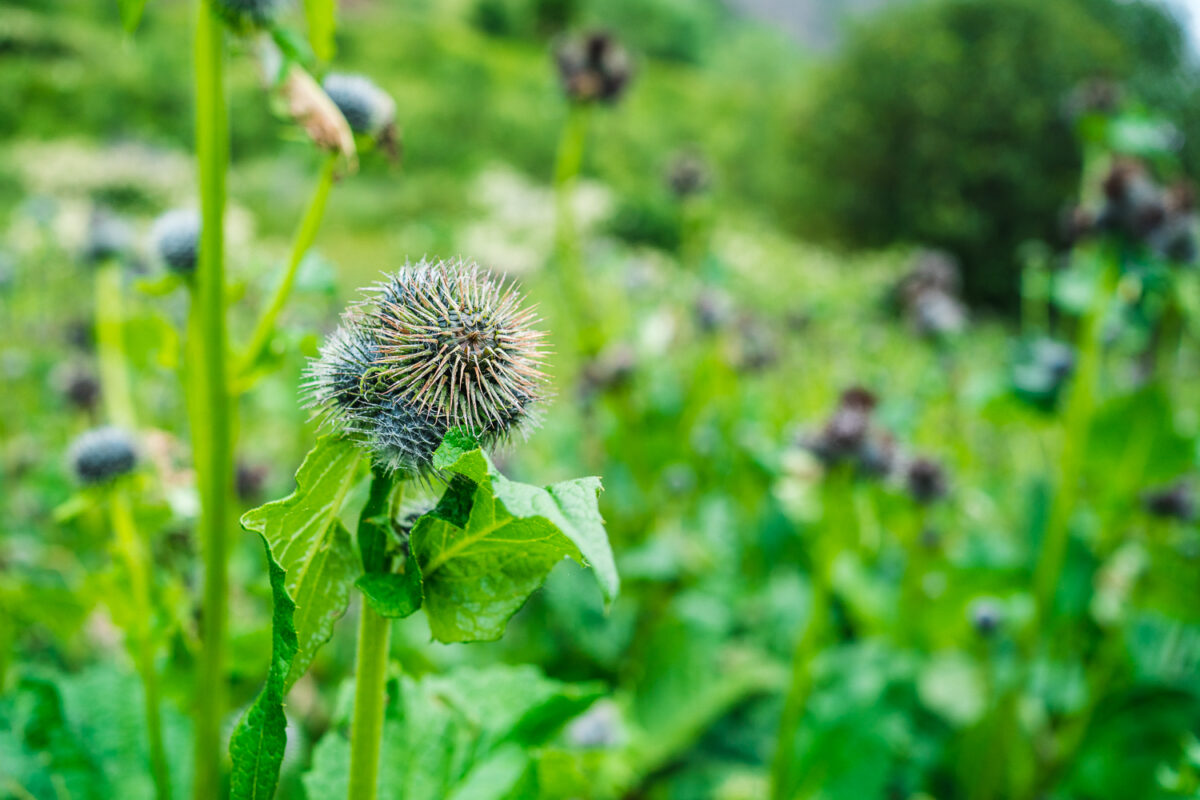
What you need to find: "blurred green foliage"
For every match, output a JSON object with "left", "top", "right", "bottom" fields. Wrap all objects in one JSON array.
[{"left": 789, "top": 0, "right": 1198, "bottom": 308}]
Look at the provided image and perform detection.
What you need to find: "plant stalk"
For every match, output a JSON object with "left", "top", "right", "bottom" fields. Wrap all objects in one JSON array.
[
  {"left": 95, "top": 261, "right": 136, "bottom": 429},
  {"left": 552, "top": 104, "right": 598, "bottom": 356},
  {"left": 237, "top": 152, "right": 339, "bottom": 380},
  {"left": 190, "top": 3, "right": 232, "bottom": 796},
  {"left": 110, "top": 485, "right": 171, "bottom": 800},
  {"left": 1031, "top": 259, "right": 1115, "bottom": 631},
  {"left": 347, "top": 603, "right": 393, "bottom": 800}
]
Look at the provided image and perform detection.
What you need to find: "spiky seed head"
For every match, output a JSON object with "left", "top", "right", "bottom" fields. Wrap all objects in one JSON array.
[
  {"left": 151, "top": 209, "right": 201, "bottom": 275},
  {"left": 304, "top": 258, "right": 548, "bottom": 473},
  {"left": 323, "top": 73, "right": 396, "bottom": 138},
  {"left": 82, "top": 208, "right": 132, "bottom": 266},
  {"left": 212, "top": 0, "right": 281, "bottom": 33},
  {"left": 554, "top": 31, "right": 633, "bottom": 105},
  {"left": 69, "top": 427, "right": 137, "bottom": 484}
]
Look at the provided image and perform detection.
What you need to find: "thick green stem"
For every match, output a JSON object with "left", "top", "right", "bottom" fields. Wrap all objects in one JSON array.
[
  {"left": 1031, "top": 261, "right": 1115, "bottom": 631},
  {"left": 347, "top": 603, "right": 393, "bottom": 800},
  {"left": 770, "top": 469, "right": 852, "bottom": 800},
  {"left": 190, "top": 3, "right": 232, "bottom": 797},
  {"left": 110, "top": 486, "right": 171, "bottom": 800},
  {"left": 237, "top": 153, "right": 339, "bottom": 380},
  {"left": 552, "top": 105, "right": 598, "bottom": 356},
  {"left": 95, "top": 261, "right": 136, "bottom": 429}
]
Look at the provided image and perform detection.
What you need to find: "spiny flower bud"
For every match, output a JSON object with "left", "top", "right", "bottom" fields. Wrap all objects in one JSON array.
[
  {"left": 323, "top": 73, "right": 397, "bottom": 140},
  {"left": 69, "top": 427, "right": 138, "bottom": 485},
  {"left": 554, "top": 31, "right": 633, "bottom": 105},
  {"left": 305, "top": 258, "right": 548, "bottom": 473},
  {"left": 1142, "top": 481, "right": 1195, "bottom": 522},
  {"left": 212, "top": 0, "right": 281, "bottom": 33},
  {"left": 151, "top": 209, "right": 200, "bottom": 275},
  {"left": 82, "top": 208, "right": 132, "bottom": 266},
  {"left": 666, "top": 150, "right": 709, "bottom": 198},
  {"left": 54, "top": 363, "right": 101, "bottom": 413},
  {"left": 968, "top": 597, "right": 1004, "bottom": 637},
  {"left": 904, "top": 456, "right": 948, "bottom": 505}
]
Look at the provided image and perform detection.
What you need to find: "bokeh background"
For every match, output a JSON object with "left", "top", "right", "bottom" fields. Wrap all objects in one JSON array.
[{"left": 6, "top": 0, "right": 1200, "bottom": 798}]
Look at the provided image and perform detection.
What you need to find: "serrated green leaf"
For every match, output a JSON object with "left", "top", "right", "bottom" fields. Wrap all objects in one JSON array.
[
  {"left": 229, "top": 537, "right": 299, "bottom": 800},
  {"left": 241, "top": 435, "right": 362, "bottom": 690},
  {"left": 357, "top": 567, "right": 423, "bottom": 619},
  {"left": 303, "top": 0, "right": 336, "bottom": 62},
  {"left": 412, "top": 445, "right": 617, "bottom": 643}
]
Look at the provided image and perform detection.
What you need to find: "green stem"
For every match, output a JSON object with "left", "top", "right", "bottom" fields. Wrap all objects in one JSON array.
[
  {"left": 110, "top": 486, "right": 171, "bottom": 800},
  {"left": 770, "top": 469, "right": 852, "bottom": 800},
  {"left": 95, "top": 261, "right": 136, "bottom": 429},
  {"left": 347, "top": 603, "right": 393, "bottom": 800},
  {"left": 237, "top": 153, "right": 339, "bottom": 380},
  {"left": 1031, "top": 260, "right": 1115, "bottom": 632},
  {"left": 553, "top": 105, "right": 598, "bottom": 356},
  {"left": 190, "top": 3, "right": 232, "bottom": 797}
]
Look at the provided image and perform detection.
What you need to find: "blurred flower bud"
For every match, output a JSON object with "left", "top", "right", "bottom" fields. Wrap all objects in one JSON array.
[
  {"left": 1142, "top": 481, "right": 1195, "bottom": 522},
  {"left": 69, "top": 427, "right": 138, "bottom": 485},
  {"left": 554, "top": 31, "right": 633, "bottom": 105},
  {"left": 968, "top": 597, "right": 1004, "bottom": 637},
  {"left": 666, "top": 150, "right": 709, "bottom": 198},
  {"left": 235, "top": 459, "right": 269, "bottom": 503},
  {"left": 151, "top": 209, "right": 201, "bottom": 275},
  {"left": 54, "top": 363, "right": 101, "bottom": 413},
  {"left": 323, "top": 73, "right": 401, "bottom": 160},
  {"left": 82, "top": 207, "right": 132, "bottom": 266},
  {"left": 905, "top": 456, "right": 948, "bottom": 505},
  {"left": 581, "top": 343, "right": 637, "bottom": 397}
]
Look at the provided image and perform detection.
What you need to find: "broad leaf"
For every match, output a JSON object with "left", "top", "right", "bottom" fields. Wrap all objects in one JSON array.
[
  {"left": 357, "top": 567, "right": 423, "bottom": 619},
  {"left": 228, "top": 538, "right": 299, "bottom": 800},
  {"left": 355, "top": 466, "right": 424, "bottom": 618},
  {"left": 413, "top": 443, "right": 618, "bottom": 643},
  {"left": 241, "top": 435, "right": 362, "bottom": 689}
]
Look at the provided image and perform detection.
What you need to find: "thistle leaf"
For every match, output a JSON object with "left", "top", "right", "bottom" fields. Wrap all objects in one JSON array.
[
  {"left": 228, "top": 538, "right": 299, "bottom": 800},
  {"left": 412, "top": 442, "right": 617, "bottom": 643},
  {"left": 241, "top": 435, "right": 362, "bottom": 690}
]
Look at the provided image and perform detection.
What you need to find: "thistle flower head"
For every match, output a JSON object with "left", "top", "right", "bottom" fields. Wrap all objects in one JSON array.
[
  {"left": 554, "top": 31, "right": 633, "bottom": 105},
  {"left": 666, "top": 151, "right": 710, "bottom": 198},
  {"left": 968, "top": 597, "right": 1004, "bottom": 637},
  {"left": 151, "top": 209, "right": 201, "bottom": 275},
  {"left": 212, "top": 0, "right": 281, "bottom": 33},
  {"left": 54, "top": 363, "right": 101, "bottom": 413},
  {"left": 82, "top": 208, "right": 132, "bottom": 266},
  {"left": 69, "top": 427, "right": 137, "bottom": 485},
  {"left": 904, "top": 456, "right": 948, "bottom": 505},
  {"left": 323, "top": 73, "right": 396, "bottom": 138},
  {"left": 1142, "top": 481, "right": 1195, "bottom": 522},
  {"left": 305, "top": 258, "right": 548, "bottom": 473}
]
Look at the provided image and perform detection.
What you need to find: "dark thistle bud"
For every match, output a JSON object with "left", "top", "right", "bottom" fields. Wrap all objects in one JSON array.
[
  {"left": 1142, "top": 481, "right": 1195, "bottom": 522},
  {"left": 212, "top": 0, "right": 281, "bottom": 33},
  {"left": 969, "top": 597, "right": 1004, "bottom": 637},
  {"left": 82, "top": 208, "right": 132, "bottom": 266},
  {"left": 69, "top": 427, "right": 138, "bottom": 485},
  {"left": 581, "top": 343, "right": 636, "bottom": 397},
  {"left": 666, "top": 150, "right": 709, "bottom": 198},
  {"left": 905, "top": 456, "right": 948, "bottom": 505},
  {"left": 304, "top": 258, "right": 548, "bottom": 474},
  {"left": 1096, "top": 158, "right": 1168, "bottom": 240},
  {"left": 554, "top": 31, "right": 633, "bottom": 105},
  {"left": 322, "top": 73, "right": 400, "bottom": 159},
  {"left": 898, "top": 249, "right": 961, "bottom": 304},
  {"left": 730, "top": 315, "right": 778, "bottom": 373},
  {"left": 151, "top": 209, "right": 200, "bottom": 275},
  {"left": 54, "top": 363, "right": 101, "bottom": 413},
  {"left": 911, "top": 289, "right": 967, "bottom": 338},
  {"left": 693, "top": 288, "right": 733, "bottom": 333},
  {"left": 235, "top": 460, "right": 269, "bottom": 503}
]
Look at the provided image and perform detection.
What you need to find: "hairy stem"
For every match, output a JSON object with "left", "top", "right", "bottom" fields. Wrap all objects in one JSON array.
[
  {"left": 95, "top": 261, "right": 136, "bottom": 429},
  {"left": 110, "top": 486, "right": 171, "bottom": 800},
  {"left": 237, "top": 152, "right": 339, "bottom": 380},
  {"left": 190, "top": 3, "right": 232, "bottom": 796},
  {"left": 347, "top": 603, "right": 393, "bottom": 800}
]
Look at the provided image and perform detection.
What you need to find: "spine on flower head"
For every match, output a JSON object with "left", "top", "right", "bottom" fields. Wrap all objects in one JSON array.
[{"left": 304, "top": 257, "right": 548, "bottom": 474}]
